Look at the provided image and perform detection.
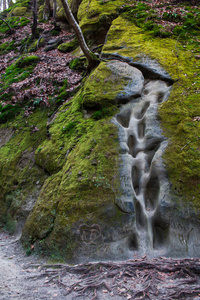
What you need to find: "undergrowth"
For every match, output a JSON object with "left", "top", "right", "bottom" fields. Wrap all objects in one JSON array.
[
  {"left": 122, "top": 1, "right": 200, "bottom": 39},
  {"left": 0, "top": 55, "right": 40, "bottom": 123}
]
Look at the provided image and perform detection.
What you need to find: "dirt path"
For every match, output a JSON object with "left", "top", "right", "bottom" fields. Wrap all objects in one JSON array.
[
  {"left": 0, "top": 231, "right": 69, "bottom": 300},
  {"left": 0, "top": 232, "right": 121, "bottom": 299},
  {"left": 1, "top": 231, "right": 200, "bottom": 300}
]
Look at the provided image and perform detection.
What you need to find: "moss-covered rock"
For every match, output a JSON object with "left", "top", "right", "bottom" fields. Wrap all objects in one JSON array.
[
  {"left": 58, "top": 39, "right": 78, "bottom": 53},
  {"left": 11, "top": 7, "right": 27, "bottom": 16},
  {"left": 28, "top": 38, "right": 45, "bottom": 52},
  {"left": 103, "top": 15, "right": 200, "bottom": 210},
  {"left": 22, "top": 86, "right": 133, "bottom": 261},
  {"left": 55, "top": 0, "right": 83, "bottom": 22},
  {"left": 82, "top": 59, "right": 144, "bottom": 109},
  {"left": 0, "top": 0, "right": 199, "bottom": 262},
  {"left": 69, "top": 56, "right": 87, "bottom": 71},
  {"left": 77, "top": 0, "right": 124, "bottom": 44},
  {"left": 0, "top": 110, "right": 49, "bottom": 233}
]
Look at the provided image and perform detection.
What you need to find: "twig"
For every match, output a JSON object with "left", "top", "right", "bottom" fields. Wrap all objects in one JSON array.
[
  {"left": 0, "top": 17, "right": 12, "bottom": 33},
  {"left": 181, "top": 140, "right": 191, "bottom": 151}
]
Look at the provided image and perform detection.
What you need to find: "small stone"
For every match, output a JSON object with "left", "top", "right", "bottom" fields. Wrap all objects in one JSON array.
[{"left": 91, "top": 159, "right": 97, "bottom": 165}]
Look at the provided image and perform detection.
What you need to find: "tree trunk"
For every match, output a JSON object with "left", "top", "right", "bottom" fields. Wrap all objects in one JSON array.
[
  {"left": 53, "top": 0, "right": 56, "bottom": 21},
  {"left": 60, "top": 0, "right": 99, "bottom": 71},
  {"left": 32, "top": 0, "right": 38, "bottom": 38},
  {"left": 43, "top": 0, "right": 51, "bottom": 20},
  {"left": 3, "top": 0, "right": 6, "bottom": 10}
]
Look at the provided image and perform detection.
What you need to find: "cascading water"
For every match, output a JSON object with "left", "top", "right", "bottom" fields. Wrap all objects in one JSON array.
[{"left": 113, "top": 66, "right": 173, "bottom": 256}]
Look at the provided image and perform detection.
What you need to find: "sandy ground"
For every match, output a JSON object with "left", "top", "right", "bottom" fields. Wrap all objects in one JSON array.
[
  {"left": 0, "top": 231, "right": 70, "bottom": 300},
  {"left": 0, "top": 232, "right": 124, "bottom": 300},
  {"left": 1, "top": 231, "right": 200, "bottom": 300}
]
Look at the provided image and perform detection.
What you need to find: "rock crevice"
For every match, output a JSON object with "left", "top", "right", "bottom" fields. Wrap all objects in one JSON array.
[{"left": 114, "top": 64, "right": 172, "bottom": 254}]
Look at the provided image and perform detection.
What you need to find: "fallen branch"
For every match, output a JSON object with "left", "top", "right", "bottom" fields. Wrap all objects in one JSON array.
[{"left": 0, "top": 17, "right": 13, "bottom": 33}]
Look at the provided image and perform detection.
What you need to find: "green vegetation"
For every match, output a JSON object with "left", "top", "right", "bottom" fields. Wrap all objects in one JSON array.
[
  {"left": 11, "top": 7, "right": 27, "bottom": 16},
  {"left": 22, "top": 88, "right": 121, "bottom": 260},
  {"left": 0, "top": 103, "right": 21, "bottom": 123},
  {"left": 103, "top": 13, "right": 200, "bottom": 210},
  {"left": 77, "top": 0, "right": 124, "bottom": 44},
  {"left": 1, "top": 55, "right": 39, "bottom": 89},
  {"left": 0, "top": 55, "right": 40, "bottom": 123},
  {"left": 58, "top": 39, "right": 79, "bottom": 53},
  {"left": 69, "top": 57, "right": 87, "bottom": 71},
  {"left": 0, "top": 16, "right": 30, "bottom": 34},
  {"left": 28, "top": 38, "right": 45, "bottom": 52},
  {"left": 82, "top": 60, "right": 135, "bottom": 109},
  {"left": 0, "top": 109, "right": 49, "bottom": 234},
  {"left": 122, "top": 1, "right": 200, "bottom": 39}
]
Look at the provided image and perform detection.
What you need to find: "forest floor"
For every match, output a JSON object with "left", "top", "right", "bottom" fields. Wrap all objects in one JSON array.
[{"left": 1, "top": 231, "right": 200, "bottom": 300}]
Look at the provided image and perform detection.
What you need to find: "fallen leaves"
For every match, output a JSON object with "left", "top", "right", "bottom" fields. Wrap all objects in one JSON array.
[
  {"left": 0, "top": 20, "right": 82, "bottom": 117},
  {"left": 24, "top": 256, "right": 200, "bottom": 299}
]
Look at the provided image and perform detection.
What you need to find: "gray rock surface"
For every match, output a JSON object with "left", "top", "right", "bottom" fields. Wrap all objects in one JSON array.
[{"left": 107, "top": 60, "right": 144, "bottom": 103}]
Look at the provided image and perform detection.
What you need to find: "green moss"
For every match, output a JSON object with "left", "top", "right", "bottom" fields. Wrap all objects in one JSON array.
[
  {"left": 11, "top": 6, "right": 27, "bottom": 16},
  {"left": 0, "top": 109, "right": 49, "bottom": 229},
  {"left": 28, "top": 38, "right": 45, "bottom": 52},
  {"left": 50, "top": 29, "right": 60, "bottom": 36},
  {"left": 22, "top": 83, "right": 121, "bottom": 259},
  {"left": 0, "top": 42, "right": 10, "bottom": 54},
  {"left": 0, "top": 55, "right": 40, "bottom": 123},
  {"left": 1, "top": 55, "right": 39, "bottom": 91},
  {"left": 0, "top": 104, "right": 21, "bottom": 123},
  {"left": 103, "top": 15, "right": 200, "bottom": 210},
  {"left": 58, "top": 39, "right": 79, "bottom": 53},
  {"left": 16, "top": 55, "right": 40, "bottom": 67},
  {"left": 77, "top": 0, "right": 124, "bottom": 44},
  {"left": 38, "top": 5, "right": 44, "bottom": 19},
  {"left": 56, "top": 8, "right": 66, "bottom": 21},
  {"left": 2, "top": 16, "right": 20, "bottom": 30},
  {"left": 81, "top": 60, "right": 133, "bottom": 109},
  {"left": 69, "top": 57, "right": 87, "bottom": 71}
]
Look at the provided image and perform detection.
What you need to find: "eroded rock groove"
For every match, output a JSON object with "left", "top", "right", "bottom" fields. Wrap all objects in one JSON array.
[{"left": 114, "top": 71, "right": 172, "bottom": 255}]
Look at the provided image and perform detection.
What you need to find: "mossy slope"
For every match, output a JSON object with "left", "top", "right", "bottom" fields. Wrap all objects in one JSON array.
[
  {"left": 103, "top": 15, "right": 200, "bottom": 210},
  {"left": 22, "top": 87, "right": 130, "bottom": 261},
  {"left": 0, "top": 109, "right": 48, "bottom": 233}
]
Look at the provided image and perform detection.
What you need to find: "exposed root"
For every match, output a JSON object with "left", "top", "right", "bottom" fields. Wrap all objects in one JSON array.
[{"left": 25, "top": 257, "right": 200, "bottom": 299}]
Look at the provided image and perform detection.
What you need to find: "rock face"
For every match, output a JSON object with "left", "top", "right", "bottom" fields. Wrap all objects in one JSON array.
[
  {"left": 114, "top": 76, "right": 172, "bottom": 254},
  {"left": 82, "top": 60, "right": 144, "bottom": 109},
  {"left": 112, "top": 60, "right": 200, "bottom": 258},
  {"left": 0, "top": 128, "right": 14, "bottom": 148}
]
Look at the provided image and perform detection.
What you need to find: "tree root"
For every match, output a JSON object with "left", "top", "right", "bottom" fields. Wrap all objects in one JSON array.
[{"left": 26, "top": 257, "right": 200, "bottom": 299}]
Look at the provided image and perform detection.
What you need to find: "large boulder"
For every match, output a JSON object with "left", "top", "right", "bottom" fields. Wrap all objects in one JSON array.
[
  {"left": 82, "top": 60, "right": 144, "bottom": 109},
  {"left": 77, "top": 0, "right": 124, "bottom": 45}
]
